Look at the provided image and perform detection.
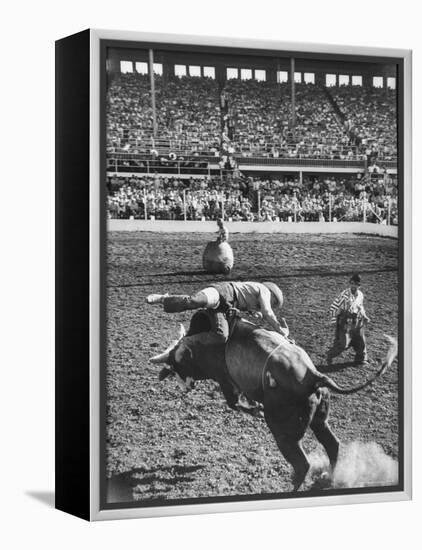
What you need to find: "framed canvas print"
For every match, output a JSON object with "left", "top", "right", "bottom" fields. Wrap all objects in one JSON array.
[{"left": 55, "top": 29, "right": 412, "bottom": 521}]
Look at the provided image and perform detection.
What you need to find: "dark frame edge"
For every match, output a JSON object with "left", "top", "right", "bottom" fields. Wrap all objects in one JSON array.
[{"left": 55, "top": 28, "right": 91, "bottom": 521}]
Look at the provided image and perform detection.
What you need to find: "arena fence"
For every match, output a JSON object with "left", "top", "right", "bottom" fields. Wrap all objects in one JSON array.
[
  {"left": 237, "top": 157, "right": 366, "bottom": 169},
  {"left": 107, "top": 155, "right": 397, "bottom": 175},
  {"left": 108, "top": 189, "right": 396, "bottom": 226},
  {"left": 107, "top": 219, "right": 398, "bottom": 238}
]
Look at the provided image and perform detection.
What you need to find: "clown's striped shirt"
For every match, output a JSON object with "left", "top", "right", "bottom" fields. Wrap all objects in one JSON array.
[{"left": 329, "top": 288, "right": 366, "bottom": 324}]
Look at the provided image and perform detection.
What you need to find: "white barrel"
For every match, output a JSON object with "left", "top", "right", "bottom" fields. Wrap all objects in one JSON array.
[{"left": 202, "top": 241, "right": 234, "bottom": 274}]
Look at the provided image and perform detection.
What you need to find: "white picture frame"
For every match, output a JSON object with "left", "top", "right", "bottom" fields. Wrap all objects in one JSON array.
[{"left": 55, "top": 29, "right": 412, "bottom": 521}]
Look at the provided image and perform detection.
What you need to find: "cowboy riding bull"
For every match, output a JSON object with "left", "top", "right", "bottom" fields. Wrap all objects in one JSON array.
[{"left": 150, "top": 309, "right": 397, "bottom": 491}]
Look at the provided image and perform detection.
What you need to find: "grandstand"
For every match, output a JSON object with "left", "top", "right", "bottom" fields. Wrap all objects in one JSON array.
[{"left": 105, "top": 46, "right": 398, "bottom": 225}]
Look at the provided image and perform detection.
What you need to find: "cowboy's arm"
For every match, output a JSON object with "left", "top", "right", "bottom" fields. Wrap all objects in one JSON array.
[
  {"left": 258, "top": 291, "right": 289, "bottom": 337},
  {"left": 329, "top": 292, "right": 344, "bottom": 324},
  {"left": 361, "top": 308, "right": 370, "bottom": 323},
  {"left": 264, "top": 310, "right": 289, "bottom": 337},
  {"left": 357, "top": 291, "right": 370, "bottom": 322}
]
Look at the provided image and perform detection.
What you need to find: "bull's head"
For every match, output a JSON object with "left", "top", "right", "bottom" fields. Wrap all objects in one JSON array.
[{"left": 149, "top": 324, "right": 197, "bottom": 391}]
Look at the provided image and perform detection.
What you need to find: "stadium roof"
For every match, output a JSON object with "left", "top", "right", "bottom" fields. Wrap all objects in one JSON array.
[{"left": 107, "top": 46, "right": 397, "bottom": 77}]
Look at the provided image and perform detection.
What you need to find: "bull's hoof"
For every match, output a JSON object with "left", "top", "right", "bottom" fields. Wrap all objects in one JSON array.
[
  {"left": 236, "top": 394, "right": 263, "bottom": 417},
  {"left": 237, "top": 405, "right": 264, "bottom": 418},
  {"left": 237, "top": 393, "right": 262, "bottom": 410},
  {"left": 309, "top": 472, "right": 332, "bottom": 491},
  {"left": 292, "top": 466, "right": 310, "bottom": 492}
]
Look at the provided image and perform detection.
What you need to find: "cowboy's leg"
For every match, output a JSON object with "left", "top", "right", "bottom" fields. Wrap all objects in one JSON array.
[
  {"left": 351, "top": 325, "right": 368, "bottom": 364},
  {"left": 206, "top": 310, "right": 250, "bottom": 409},
  {"left": 160, "top": 287, "right": 220, "bottom": 313},
  {"left": 210, "top": 313, "right": 259, "bottom": 413},
  {"left": 208, "top": 311, "right": 230, "bottom": 344},
  {"left": 327, "top": 320, "right": 347, "bottom": 363},
  {"left": 208, "top": 309, "right": 260, "bottom": 412}
]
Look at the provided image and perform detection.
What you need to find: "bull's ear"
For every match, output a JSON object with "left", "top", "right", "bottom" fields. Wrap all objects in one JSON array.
[{"left": 174, "top": 342, "right": 193, "bottom": 365}]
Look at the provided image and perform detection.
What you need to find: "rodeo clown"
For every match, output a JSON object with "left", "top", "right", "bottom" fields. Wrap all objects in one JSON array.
[
  {"left": 215, "top": 218, "right": 229, "bottom": 244},
  {"left": 147, "top": 281, "right": 289, "bottom": 411},
  {"left": 327, "top": 273, "right": 371, "bottom": 367}
]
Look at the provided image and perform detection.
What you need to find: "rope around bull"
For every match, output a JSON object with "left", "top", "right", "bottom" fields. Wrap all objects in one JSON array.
[
  {"left": 226, "top": 308, "right": 288, "bottom": 395},
  {"left": 261, "top": 341, "right": 285, "bottom": 393}
]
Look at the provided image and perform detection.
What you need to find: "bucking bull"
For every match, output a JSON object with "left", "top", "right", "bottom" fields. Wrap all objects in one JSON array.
[{"left": 150, "top": 310, "right": 397, "bottom": 491}]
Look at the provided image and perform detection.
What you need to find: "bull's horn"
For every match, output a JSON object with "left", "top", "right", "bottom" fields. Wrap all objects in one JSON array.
[
  {"left": 150, "top": 349, "right": 172, "bottom": 364},
  {"left": 150, "top": 339, "right": 177, "bottom": 364},
  {"left": 149, "top": 324, "right": 186, "bottom": 364}
]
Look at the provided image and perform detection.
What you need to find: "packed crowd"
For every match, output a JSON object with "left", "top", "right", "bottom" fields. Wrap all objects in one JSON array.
[
  {"left": 224, "top": 81, "right": 357, "bottom": 160},
  {"left": 107, "top": 74, "right": 221, "bottom": 156},
  {"left": 222, "top": 80, "right": 290, "bottom": 156},
  {"left": 286, "top": 84, "right": 359, "bottom": 160},
  {"left": 107, "top": 173, "right": 398, "bottom": 224},
  {"left": 257, "top": 175, "right": 397, "bottom": 223},
  {"left": 107, "top": 175, "right": 249, "bottom": 221},
  {"left": 106, "top": 74, "right": 397, "bottom": 165},
  {"left": 329, "top": 85, "right": 397, "bottom": 162}
]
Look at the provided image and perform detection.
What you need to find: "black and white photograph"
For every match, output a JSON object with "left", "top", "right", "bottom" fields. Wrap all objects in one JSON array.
[
  {"left": 2, "top": 4, "right": 420, "bottom": 550},
  {"left": 102, "top": 38, "right": 405, "bottom": 509},
  {"left": 3, "top": 0, "right": 421, "bottom": 543}
]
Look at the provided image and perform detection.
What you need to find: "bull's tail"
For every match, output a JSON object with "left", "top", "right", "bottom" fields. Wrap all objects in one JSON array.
[{"left": 316, "top": 334, "right": 397, "bottom": 395}]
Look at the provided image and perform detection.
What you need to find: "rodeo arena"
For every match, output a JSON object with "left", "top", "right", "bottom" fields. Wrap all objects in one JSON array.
[{"left": 105, "top": 46, "right": 400, "bottom": 504}]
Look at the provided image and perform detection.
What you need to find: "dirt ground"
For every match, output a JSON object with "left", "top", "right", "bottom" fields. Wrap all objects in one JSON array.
[{"left": 105, "top": 232, "right": 399, "bottom": 505}]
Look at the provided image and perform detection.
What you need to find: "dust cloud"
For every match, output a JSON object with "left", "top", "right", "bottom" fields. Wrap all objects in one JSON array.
[{"left": 309, "top": 441, "right": 398, "bottom": 489}]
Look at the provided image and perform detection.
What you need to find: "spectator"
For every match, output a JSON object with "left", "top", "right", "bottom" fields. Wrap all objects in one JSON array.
[{"left": 107, "top": 173, "right": 397, "bottom": 225}]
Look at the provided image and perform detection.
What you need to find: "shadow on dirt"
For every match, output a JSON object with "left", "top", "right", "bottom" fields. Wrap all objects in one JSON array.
[
  {"left": 317, "top": 361, "right": 357, "bottom": 374},
  {"left": 108, "top": 266, "right": 396, "bottom": 289},
  {"left": 106, "top": 464, "right": 205, "bottom": 503},
  {"left": 159, "top": 269, "right": 208, "bottom": 276}
]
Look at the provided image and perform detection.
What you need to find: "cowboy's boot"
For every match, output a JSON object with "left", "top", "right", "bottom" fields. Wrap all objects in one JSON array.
[{"left": 163, "top": 295, "right": 193, "bottom": 313}]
